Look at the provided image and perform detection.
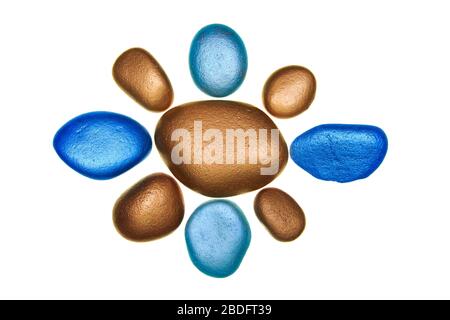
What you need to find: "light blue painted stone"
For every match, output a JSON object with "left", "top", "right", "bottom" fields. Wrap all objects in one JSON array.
[
  {"left": 185, "top": 200, "right": 251, "bottom": 278},
  {"left": 189, "top": 24, "right": 248, "bottom": 97}
]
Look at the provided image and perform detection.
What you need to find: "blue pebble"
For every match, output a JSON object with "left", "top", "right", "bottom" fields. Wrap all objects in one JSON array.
[
  {"left": 189, "top": 24, "right": 248, "bottom": 97},
  {"left": 290, "top": 124, "right": 388, "bottom": 183},
  {"left": 185, "top": 200, "right": 251, "bottom": 278},
  {"left": 53, "top": 111, "right": 151, "bottom": 180}
]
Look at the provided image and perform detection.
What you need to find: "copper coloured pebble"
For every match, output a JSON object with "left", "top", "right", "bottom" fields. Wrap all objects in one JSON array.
[
  {"left": 113, "top": 173, "right": 184, "bottom": 242},
  {"left": 254, "top": 188, "right": 306, "bottom": 241},
  {"left": 155, "top": 100, "right": 288, "bottom": 197},
  {"left": 113, "top": 48, "right": 173, "bottom": 112},
  {"left": 263, "top": 65, "right": 316, "bottom": 118}
]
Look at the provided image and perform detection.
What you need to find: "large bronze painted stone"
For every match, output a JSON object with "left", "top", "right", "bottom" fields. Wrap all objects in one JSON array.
[{"left": 155, "top": 100, "right": 288, "bottom": 197}]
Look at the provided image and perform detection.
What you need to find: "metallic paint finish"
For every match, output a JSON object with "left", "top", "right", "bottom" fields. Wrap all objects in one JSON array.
[
  {"left": 154, "top": 100, "right": 288, "bottom": 197},
  {"left": 113, "top": 48, "right": 173, "bottom": 112},
  {"left": 185, "top": 200, "right": 251, "bottom": 278},
  {"left": 290, "top": 124, "right": 388, "bottom": 182},
  {"left": 189, "top": 24, "right": 248, "bottom": 97},
  {"left": 113, "top": 173, "right": 184, "bottom": 242},
  {"left": 53, "top": 111, "right": 151, "bottom": 180},
  {"left": 254, "top": 188, "right": 306, "bottom": 242},
  {"left": 263, "top": 65, "right": 316, "bottom": 118}
]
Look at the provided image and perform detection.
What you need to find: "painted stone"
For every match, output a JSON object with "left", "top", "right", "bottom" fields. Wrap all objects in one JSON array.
[
  {"left": 113, "top": 173, "right": 184, "bottom": 242},
  {"left": 254, "top": 188, "right": 306, "bottom": 241},
  {"left": 263, "top": 65, "right": 316, "bottom": 118},
  {"left": 290, "top": 124, "right": 388, "bottom": 182},
  {"left": 185, "top": 200, "right": 251, "bottom": 278},
  {"left": 154, "top": 100, "right": 288, "bottom": 197},
  {"left": 53, "top": 111, "right": 151, "bottom": 179},
  {"left": 189, "top": 24, "right": 248, "bottom": 97},
  {"left": 113, "top": 48, "right": 173, "bottom": 112}
]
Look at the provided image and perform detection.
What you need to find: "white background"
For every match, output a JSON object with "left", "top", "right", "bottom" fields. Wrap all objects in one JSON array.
[{"left": 0, "top": 0, "right": 449, "bottom": 299}]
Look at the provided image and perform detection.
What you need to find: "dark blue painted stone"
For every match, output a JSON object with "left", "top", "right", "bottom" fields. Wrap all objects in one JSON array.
[
  {"left": 290, "top": 124, "right": 388, "bottom": 183},
  {"left": 53, "top": 111, "right": 151, "bottom": 180},
  {"left": 185, "top": 200, "right": 251, "bottom": 278},
  {"left": 189, "top": 24, "right": 248, "bottom": 97}
]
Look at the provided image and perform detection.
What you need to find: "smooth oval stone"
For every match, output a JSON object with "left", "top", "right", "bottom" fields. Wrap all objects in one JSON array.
[
  {"left": 290, "top": 124, "right": 388, "bottom": 182},
  {"left": 189, "top": 24, "right": 248, "bottom": 97},
  {"left": 254, "top": 188, "right": 306, "bottom": 241},
  {"left": 185, "top": 200, "right": 251, "bottom": 278},
  {"left": 113, "top": 48, "right": 173, "bottom": 112},
  {"left": 263, "top": 65, "right": 316, "bottom": 118},
  {"left": 113, "top": 173, "right": 184, "bottom": 242},
  {"left": 53, "top": 111, "right": 151, "bottom": 180},
  {"left": 155, "top": 100, "right": 288, "bottom": 197}
]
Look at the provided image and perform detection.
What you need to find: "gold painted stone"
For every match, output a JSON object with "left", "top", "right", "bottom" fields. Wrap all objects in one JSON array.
[
  {"left": 113, "top": 48, "right": 173, "bottom": 112},
  {"left": 254, "top": 188, "right": 306, "bottom": 241},
  {"left": 113, "top": 173, "right": 184, "bottom": 242},
  {"left": 263, "top": 65, "right": 316, "bottom": 118},
  {"left": 155, "top": 100, "right": 288, "bottom": 197}
]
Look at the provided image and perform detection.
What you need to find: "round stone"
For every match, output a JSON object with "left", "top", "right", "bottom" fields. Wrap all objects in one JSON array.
[
  {"left": 113, "top": 173, "right": 184, "bottom": 242},
  {"left": 185, "top": 200, "right": 251, "bottom": 278},
  {"left": 53, "top": 111, "right": 151, "bottom": 179},
  {"left": 263, "top": 65, "right": 316, "bottom": 118},
  {"left": 189, "top": 24, "right": 248, "bottom": 97},
  {"left": 254, "top": 188, "right": 306, "bottom": 241},
  {"left": 154, "top": 100, "right": 288, "bottom": 197}
]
